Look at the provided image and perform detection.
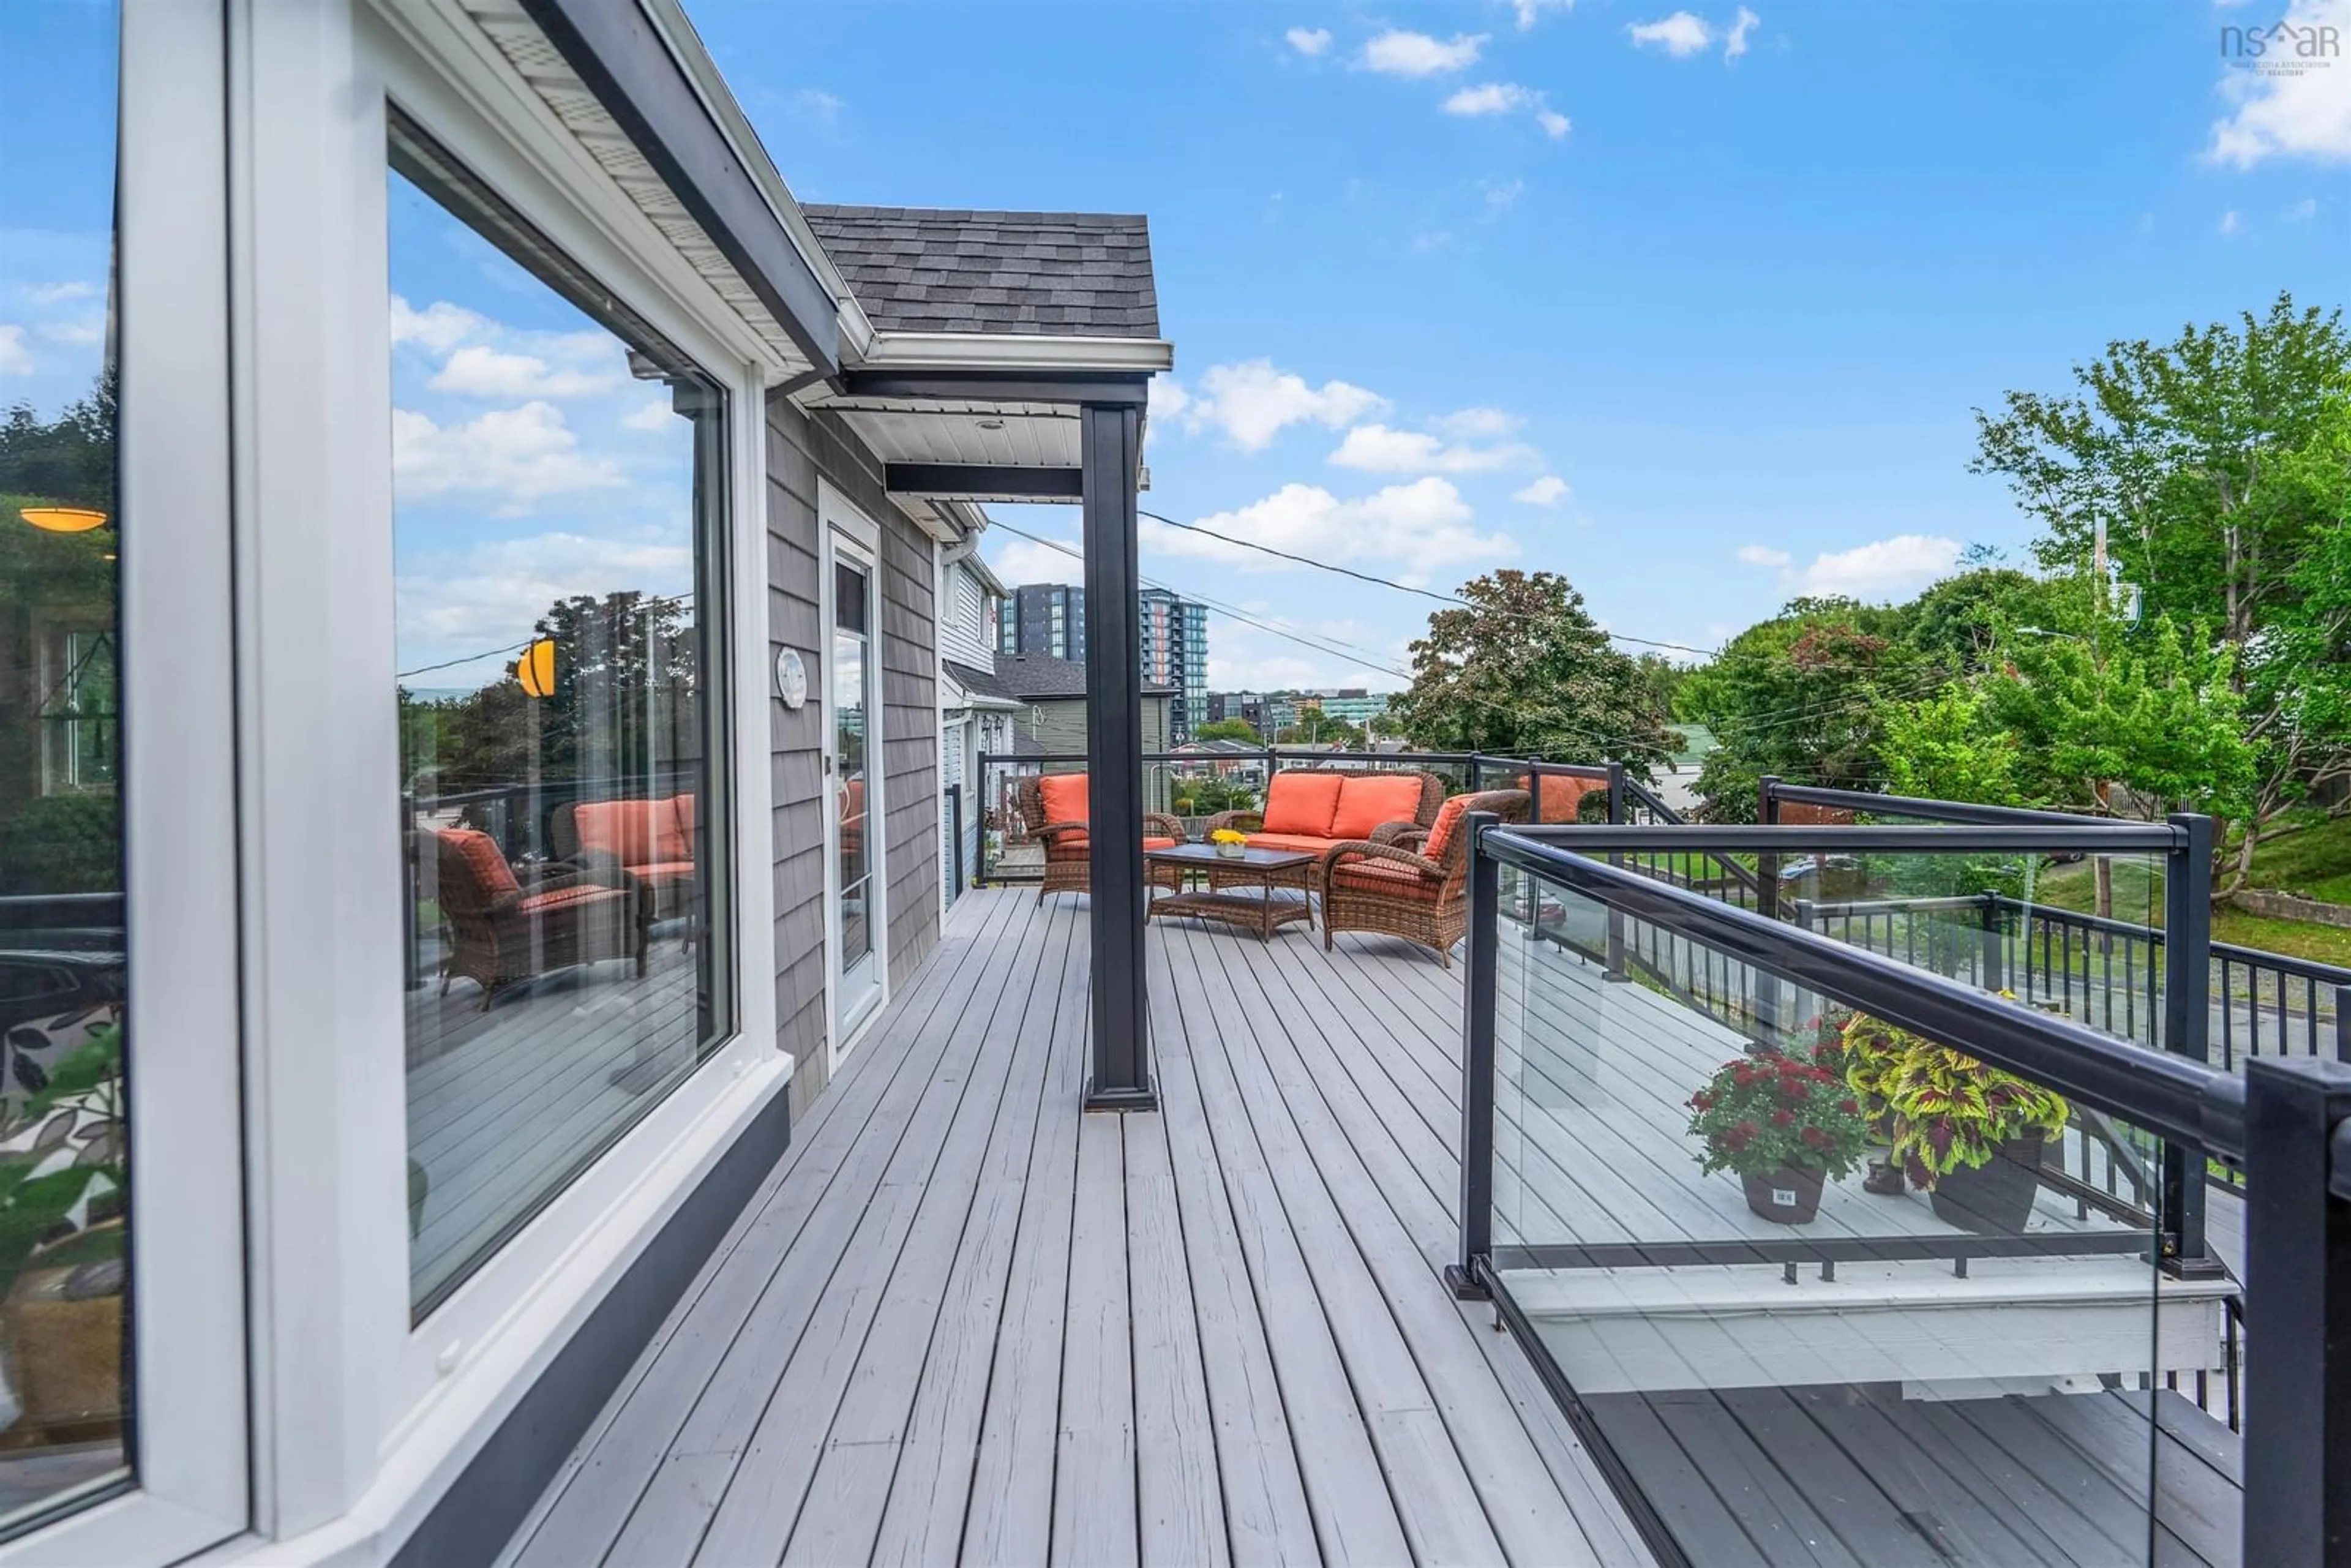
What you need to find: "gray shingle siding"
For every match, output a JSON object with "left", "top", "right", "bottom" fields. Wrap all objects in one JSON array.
[
  {"left": 767, "top": 398, "right": 943, "bottom": 1115},
  {"left": 803, "top": 206, "right": 1160, "bottom": 339}
]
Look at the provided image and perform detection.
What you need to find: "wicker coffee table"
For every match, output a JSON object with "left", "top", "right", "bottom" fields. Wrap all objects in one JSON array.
[{"left": 1144, "top": 843, "right": 1318, "bottom": 941}]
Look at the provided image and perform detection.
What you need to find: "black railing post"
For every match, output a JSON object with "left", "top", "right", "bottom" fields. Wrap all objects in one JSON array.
[
  {"left": 1604, "top": 762, "right": 1628, "bottom": 979},
  {"left": 948, "top": 782, "right": 964, "bottom": 895},
  {"left": 2162, "top": 813, "right": 2216, "bottom": 1276},
  {"left": 1466, "top": 754, "right": 1484, "bottom": 792},
  {"left": 2338, "top": 986, "right": 2351, "bottom": 1063},
  {"left": 2243, "top": 1054, "right": 2351, "bottom": 1567},
  {"left": 1447, "top": 809, "right": 1502, "bottom": 1302},
  {"left": 1979, "top": 891, "right": 2004, "bottom": 993}
]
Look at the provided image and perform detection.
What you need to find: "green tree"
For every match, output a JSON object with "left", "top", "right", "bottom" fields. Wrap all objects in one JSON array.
[
  {"left": 1190, "top": 717, "right": 1261, "bottom": 744},
  {"left": 1973, "top": 293, "right": 2351, "bottom": 883},
  {"left": 1390, "top": 569, "right": 1671, "bottom": 778},
  {"left": 1875, "top": 685, "right": 2022, "bottom": 808},
  {"left": 1274, "top": 714, "right": 1365, "bottom": 749}
]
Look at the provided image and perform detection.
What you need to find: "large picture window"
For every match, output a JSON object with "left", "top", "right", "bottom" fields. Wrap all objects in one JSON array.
[{"left": 388, "top": 117, "right": 732, "bottom": 1316}]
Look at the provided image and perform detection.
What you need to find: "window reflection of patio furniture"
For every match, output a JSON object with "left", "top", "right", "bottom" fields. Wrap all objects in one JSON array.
[
  {"left": 1319, "top": 788, "right": 1529, "bottom": 968},
  {"left": 434, "top": 828, "right": 645, "bottom": 1004},
  {"left": 1012, "top": 774, "right": 1185, "bottom": 902},
  {"left": 1201, "top": 768, "right": 1444, "bottom": 896},
  {"left": 550, "top": 795, "right": 699, "bottom": 923},
  {"left": 838, "top": 778, "right": 865, "bottom": 865}
]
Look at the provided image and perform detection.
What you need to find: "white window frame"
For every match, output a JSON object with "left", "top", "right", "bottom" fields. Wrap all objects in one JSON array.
[
  {"left": 819, "top": 484, "right": 887, "bottom": 1069},
  {"left": 222, "top": 1, "right": 786, "bottom": 1553},
  {"left": 0, "top": 3, "right": 254, "bottom": 1561}
]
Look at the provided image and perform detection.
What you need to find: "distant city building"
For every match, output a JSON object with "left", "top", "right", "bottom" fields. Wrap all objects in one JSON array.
[
  {"left": 997, "top": 582, "right": 1086, "bottom": 662},
  {"left": 1315, "top": 691, "right": 1389, "bottom": 727},
  {"left": 1207, "top": 691, "right": 1267, "bottom": 731},
  {"left": 1139, "top": 588, "right": 1208, "bottom": 741}
]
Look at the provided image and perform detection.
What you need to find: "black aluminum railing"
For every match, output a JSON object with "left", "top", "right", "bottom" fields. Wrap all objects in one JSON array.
[{"left": 1454, "top": 812, "right": 2351, "bottom": 1566}]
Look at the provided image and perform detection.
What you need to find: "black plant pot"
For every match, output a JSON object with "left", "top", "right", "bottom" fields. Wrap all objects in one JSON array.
[
  {"left": 1740, "top": 1165, "right": 1826, "bottom": 1225},
  {"left": 1929, "top": 1133, "right": 2047, "bottom": 1234}
]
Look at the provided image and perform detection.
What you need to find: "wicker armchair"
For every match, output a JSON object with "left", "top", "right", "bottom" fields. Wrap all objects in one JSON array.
[
  {"left": 1013, "top": 775, "right": 1187, "bottom": 902},
  {"left": 1201, "top": 768, "right": 1445, "bottom": 895},
  {"left": 1319, "top": 788, "right": 1529, "bottom": 968},
  {"left": 434, "top": 828, "right": 646, "bottom": 1004}
]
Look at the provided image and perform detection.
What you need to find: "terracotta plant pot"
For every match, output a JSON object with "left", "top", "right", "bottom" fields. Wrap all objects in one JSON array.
[
  {"left": 1929, "top": 1132, "right": 2047, "bottom": 1234},
  {"left": 1740, "top": 1165, "right": 1826, "bottom": 1225}
]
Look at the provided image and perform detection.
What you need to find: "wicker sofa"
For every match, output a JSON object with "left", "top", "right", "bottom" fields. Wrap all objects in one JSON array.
[
  {"left": 1013, "top": 773, "right": 1187, "bottom": 902},
  {"left": 1201, "top": 768, "right": 1445, "bottom": 895},
  {"left": 434, "top": 828, "right": 645, "bottom": 1002},
  {"left": 1319, "top": 787, "right": 1529, "bottom": 967},
  {"left": 550, "top": 793, "right": 700, "bottom": 921}
]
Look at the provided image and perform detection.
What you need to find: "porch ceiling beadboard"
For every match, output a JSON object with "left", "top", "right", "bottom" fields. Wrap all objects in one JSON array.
[{"left": 460, "top": 0, "right": 827, "bottom": 379}]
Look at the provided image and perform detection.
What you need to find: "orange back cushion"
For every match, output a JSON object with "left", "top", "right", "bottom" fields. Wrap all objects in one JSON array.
[
  {"left": 1330, "top": 775, "right": 1427, "bottom": 841},
  {"left": 1038, "top": 773, "right": 1089, "bottom": 827},
  {"left": 653, "top": 795, "right": 694, "bottom": 863},
  {"left": 840, "top": 779, "right": 866, "bottom": 825},
  {"left": 1422, "top": 797, "right": 1472, "bottom": 863},
  {"left": 572, "top": 800, "right": 654, "bottom": 865},
  {"left": 1522, "top": 774, "right": 1601, "bottom": 824},
  {"left": 439, "top": 828, "right": 520, "bottom": 899},
  {"left": 1261, "top": 772, "right": 1346, "bottom": 837}
]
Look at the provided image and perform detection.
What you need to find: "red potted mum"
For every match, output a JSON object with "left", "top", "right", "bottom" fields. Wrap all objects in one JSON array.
[{"left": 1686, "top": 1049, "right": 1871, "bottom": 1225}]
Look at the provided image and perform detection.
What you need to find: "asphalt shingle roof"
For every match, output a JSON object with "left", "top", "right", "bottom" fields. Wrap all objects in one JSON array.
[
  {"left": 995, "top": 651, "right": 1174, "bottom": 699},
  {"left": 944, "top": 658, "right": 1016, "bottom": 703},
  {"left": 803, "top": 205, "right": 1160, "bottom": 339}
]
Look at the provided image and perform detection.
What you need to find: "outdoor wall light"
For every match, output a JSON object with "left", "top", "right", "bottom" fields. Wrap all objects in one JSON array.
[
  {"left": 514, "top": 637, "right": 558, "bottom": 699},
  {"left": 18, "top": 507, "right": 109, "bottom": 534}
]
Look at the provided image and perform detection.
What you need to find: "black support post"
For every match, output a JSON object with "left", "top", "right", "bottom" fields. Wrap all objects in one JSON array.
[
  {"left": 2161, "top": 814, "right": 2215, "bottom": 1274},
  {"left": 1080, "top": 403, "right": 1155, "bottom": 1112},
  {"left": 1447, "top": 811, "right": 1502, "bottom": 1300},
  {"left": 1604, "top": 762, "right": 1628, "bottom": 980},
  {"left": 2243, "top": 1054, "right": 2351, "bottom": 1567},
  {"left": 1755, "top": 775, "right": 1782, "bottom": 1030}
]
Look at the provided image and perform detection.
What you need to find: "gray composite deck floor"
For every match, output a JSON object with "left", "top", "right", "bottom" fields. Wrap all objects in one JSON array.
[{"left": 498, "top": 886, "right": 1651, "bottom": 1568}]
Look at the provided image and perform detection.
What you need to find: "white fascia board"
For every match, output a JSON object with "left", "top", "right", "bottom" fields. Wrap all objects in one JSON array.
[
  {"left": 855, "top": 330, "right": 1174, "bottom": 375},
  {"left": 632, "top": 0, "right": 876, "bottom": 359}
]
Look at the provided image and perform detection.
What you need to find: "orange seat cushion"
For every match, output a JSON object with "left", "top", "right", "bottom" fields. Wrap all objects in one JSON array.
[
  {"left": 1422, "top": 797, "right": 1472, "bottom": 863},
  {"left": 439, "top": 828, "right": 521, "bottom": 899},
  {"left": 1260, "top": 773, "right": 1344, "bottom": 836},
  {"left": 1038, "top": 773, "right": 1089, "bottom": 827},
  {"left": 1521, "top": 774, "right": 1601, "bottom": 824},
  {"left": 573, "top": 800, "right": 656, "bottom": 866},
  {"left": 632, "top": 861, "right": 698, "bottom": 887},
  {"left": 1330, "top": 775, "right": 1426, "bottom": 841},
  {"left": 1245, "top": 831, "right": 1340, "bottom": 856},
  {"left": 1052, "top": 833, "right": 1182, "bottom": 856},
  {"left": 1331, "top": 859, "right": 1443, "bottom": 901},
  {"left": 516, "top": 883, "right": 630, "bottom": 915}
]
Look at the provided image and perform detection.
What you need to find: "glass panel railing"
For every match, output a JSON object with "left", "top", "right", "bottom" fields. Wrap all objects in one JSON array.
[{"left": 1490, "top": 857, "right": 2242, "bottom": 1566}]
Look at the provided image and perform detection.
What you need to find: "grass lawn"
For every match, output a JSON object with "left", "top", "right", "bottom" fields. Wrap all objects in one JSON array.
[
  {"left": 2029, "top": 849, "right": 2351, "bottom": 969},
  {"left": 2238, "top": 813, "right": 2351, "bottom": 904}
]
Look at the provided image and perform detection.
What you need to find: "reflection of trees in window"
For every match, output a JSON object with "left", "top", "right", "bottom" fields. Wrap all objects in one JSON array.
[
  {"left": 400, "top": 588, "right": 700, "bottom": 796},
  {"left": 0, "top": 378, "right": 121, "bottom": 893}
]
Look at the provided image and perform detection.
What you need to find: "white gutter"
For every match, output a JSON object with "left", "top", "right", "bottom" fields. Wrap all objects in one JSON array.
[{"left": 856, "top": 329, "right": 1173, "bottom": 375}]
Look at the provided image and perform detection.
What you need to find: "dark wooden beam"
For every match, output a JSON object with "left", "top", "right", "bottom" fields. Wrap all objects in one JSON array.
[
  {"left": 517, "top": 0, "right": 840, "bottom": 378},
  {"left": 1080, "top": 402, "right": 1154, "bottom": 1112},
  {"left": 839, "top": 367, "right": 1150, "bottom": 407},
  {"left": 883, "top": 463, "right": 1084, "bottom": 500}
]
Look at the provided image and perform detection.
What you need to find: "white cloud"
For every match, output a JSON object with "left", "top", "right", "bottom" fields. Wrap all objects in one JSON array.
[
  {"left": 1149, "top": 372, "right": 1190, "bottom": 421},
  {"left": 2287, "top": 196, "right": 2322, "bottom": 219},
  {"left": 389, "top": 296, "right": 485, "bottom": 354},
  {"left": 988, "top": 534, "right": 1085, "bottom": 586},
  {"left": 23, "top": 282, "right": 96, "bottom": 306},
  {"left": 1629, "top": 11, "right": 1714, "bottom": 55},
  {"left": 37, "top": 316, "right": 102, "bottom": 347},
  {"left": 793, "top": 88, "right": 844, "bottom": 122},
  {"left": 1436, "top": 406, "right": 1522, "bottom": 438},
  {"left": 1181, "top": 359, "right": 1387, "bottom": 451},
  {"left": 1723, "top": 6, "right": 1760, "bottom": 58},
  {"left": 1285, "top": 26, "right": 1332, "bottom": 56},
  {"left": 1444, "top": 83, "right": 1571, "bottom": 137},
  {"left": 1362, "top": 29, "right": 1486, "bottom": 77},
  {"left": 391, "top": 402, "right": 626, "bottom": 507},
  {"left": 430, "top": 343, "right": 624, "bottom": 399},
  {"left": 1145, "top": 477, "right": 1513, "bottom": 580},
  {"left": 1412, "top": 230, "right": 1456, "bottom": 252},
  {"left": 1482, "top": 178, "right": 1526, "bottom": 214},
  {"left": 0, "top": 325, "right": 31, "bottom": 377},
  {"left": 1512, "top": 0, "right": 1573, "bottom": 28},
  {"left": 397, "top": 530, "right": 696, "bottom": 677},
  {"left": 622, "top": 399, "right": 677, "bottom": 433},
  {"left": 1787, "top": 534, "right": 1960, "bottom": 599},
  {"left": 1328, "top": 422, "right": 1540, "bottom": 474},
  {"left": 1736, "top": 543, "right": 1791, "bottom": 566},
  {"left": 2219, "top": 209, "right": 2244, "bottom": 236},
  {"left": 1513, "top": 475, "right": 1570, "bottom": 506},
  {"left": 2208, "top": 0, "right": 2351, "bottom": 166}
]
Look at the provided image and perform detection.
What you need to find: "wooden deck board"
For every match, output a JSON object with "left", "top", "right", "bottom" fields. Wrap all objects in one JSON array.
[{"left": 503, "top": 887, "right": 1643, "bottom": 1566}]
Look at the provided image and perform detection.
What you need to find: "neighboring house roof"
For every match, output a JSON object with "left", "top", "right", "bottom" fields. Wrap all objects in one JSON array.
[
  {"left": 801, "top": 205, "right": 1160, "bottom": 339},
  {"left": 996, "top": 651, "right": 1175, "bottom": 699},
  {"left": 944, "top": 658, "right": 1019, "bottom": 707}
]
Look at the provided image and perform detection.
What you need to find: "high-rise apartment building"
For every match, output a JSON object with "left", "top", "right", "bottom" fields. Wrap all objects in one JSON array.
[
  {"left": 997, "top": 582, "right": 1209, "bottom": 741},
  {"left": 996, "top": 582, "right": 1087, "bottom": 662}
]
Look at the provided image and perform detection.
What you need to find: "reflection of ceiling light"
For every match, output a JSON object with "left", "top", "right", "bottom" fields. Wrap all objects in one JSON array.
[
  {"left": 514, "top": 637, "right": 557, "bottom": 699},
  {"left": 20, "top": 507, "right": 108, "bottom": 533},
  {"left": 976, "top": 419, "right": 1005, "bottom": 431}
]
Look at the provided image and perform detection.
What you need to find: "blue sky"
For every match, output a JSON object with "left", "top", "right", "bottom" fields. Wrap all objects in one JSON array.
[{"left": 682, "top": 0, "right": 2351, "bottom": 691}]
